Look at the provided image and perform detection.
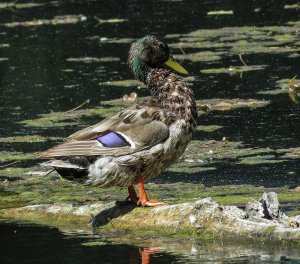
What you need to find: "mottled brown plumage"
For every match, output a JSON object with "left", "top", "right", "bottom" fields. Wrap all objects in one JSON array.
[
  {"left": 147, "top": 68, "right": 197, "bottom": 126},
  {"left": 39, "top": 36, "right": 197, "bottom": 206}
]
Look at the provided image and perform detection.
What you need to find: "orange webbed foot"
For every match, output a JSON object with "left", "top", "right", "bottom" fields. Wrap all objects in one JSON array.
[
  {"left": 127, "top": 177, "right": 167, "bottom": 207},
  {"left": 136, "top": 176, "right": 166, "bottom": 207},
  {"left": 137, "top": 199, "right": 167, "bottom": 207}
]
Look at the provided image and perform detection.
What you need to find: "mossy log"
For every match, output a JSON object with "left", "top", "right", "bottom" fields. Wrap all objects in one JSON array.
[{"left": 1, "top": 192, "right": 300, "bottom": 242}]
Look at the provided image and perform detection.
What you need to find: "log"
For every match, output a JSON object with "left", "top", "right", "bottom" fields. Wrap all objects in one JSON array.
[{"left": 1, "top": 192, "right": 300, "bottom": 242}]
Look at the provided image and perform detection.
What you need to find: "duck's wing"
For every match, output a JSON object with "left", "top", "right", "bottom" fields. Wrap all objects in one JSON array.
[{"left": 39, "top": 105, "right": 172, "bottom": 158}]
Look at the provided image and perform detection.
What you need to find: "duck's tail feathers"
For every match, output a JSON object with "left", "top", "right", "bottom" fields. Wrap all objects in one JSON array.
[{"left": 39, "top": 156, "right": 91, "bottom": 182}]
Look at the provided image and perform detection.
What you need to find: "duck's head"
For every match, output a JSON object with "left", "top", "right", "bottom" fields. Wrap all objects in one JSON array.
[{"left": 128, "top": 35, "right": 188, "bottom": 82}]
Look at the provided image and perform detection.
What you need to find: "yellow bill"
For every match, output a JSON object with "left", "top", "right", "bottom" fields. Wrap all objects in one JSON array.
[{"left": 165, "top": 56, "right": 188, "bottom": 75}]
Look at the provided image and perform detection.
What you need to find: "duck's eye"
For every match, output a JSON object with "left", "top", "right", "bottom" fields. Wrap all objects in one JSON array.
[{"left": 159, "top": 43, "right": 165, "bottom": 49}]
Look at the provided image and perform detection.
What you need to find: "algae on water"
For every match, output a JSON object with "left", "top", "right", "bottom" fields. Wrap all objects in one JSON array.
[
  {"left": 166, "top": 23, "right": 300, "bottom": 62},
  {"left": 207, "top": 10, "right": 233, "bottom": 15},
  {"left": 196, "top": 125, "right": 223, "bottom": 132},
  {"left": 0, "top": 2, "right": 45, "bottom": 9},
  {"left": 67, "top": 57, "right": 120, "bottom": 63},
  {"left": 3, "top": 15, "right": 87, "bottom": 28},
  {"left": 19, "top": 104, "right": 123, "bottom": 128},
  {"left": 0, "top": 151, "right": 37, "bottom": 163},
  {"left": 94, "top": 17, "right": 128, "bottom": 26},
  {"left": 0, "top": 135, "right": 60, "bottom": 143},
  {"left": 100, "top": 79, "right": 145, "bottom": 88},
  {"left": 201, "top": 65, "right": 267, "bottom": 75}
]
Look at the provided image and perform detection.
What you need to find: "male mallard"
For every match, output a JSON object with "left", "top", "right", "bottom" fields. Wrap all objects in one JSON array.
[{"left": 40, "top": 36, "right": 197, "bottom": 207}]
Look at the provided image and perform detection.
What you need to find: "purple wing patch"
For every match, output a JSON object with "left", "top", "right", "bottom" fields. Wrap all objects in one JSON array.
[{"left": 95, "top": 132, "right": 130, "bottom": 148}]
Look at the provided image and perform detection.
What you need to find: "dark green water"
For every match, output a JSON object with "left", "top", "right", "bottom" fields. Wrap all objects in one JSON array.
[
  {"left": 1, "top": 220, "right": 300, "bottom": 264},
  {"left": 1, "top": 0, "right": 300, "bottom": 263}
]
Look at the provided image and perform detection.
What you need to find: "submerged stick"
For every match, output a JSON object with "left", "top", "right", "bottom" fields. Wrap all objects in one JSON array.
[
  {"left": 238, "top": 53, "right": 247, "bottom": 66},
  {"left": 64, "top": 99, "right": 90, "bottom": 113},
  {"left": 0, "top": 161, "right": 19, "bottom": 169}
]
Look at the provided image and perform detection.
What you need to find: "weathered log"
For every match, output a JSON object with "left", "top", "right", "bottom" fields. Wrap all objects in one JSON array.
[{"left": 1, "top": 192, "right": 300, "bottom": 242}]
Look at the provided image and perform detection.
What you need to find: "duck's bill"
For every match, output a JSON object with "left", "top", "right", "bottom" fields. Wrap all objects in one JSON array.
[{"left": 165, "top": 56, "right": 188, "bottom": 75}]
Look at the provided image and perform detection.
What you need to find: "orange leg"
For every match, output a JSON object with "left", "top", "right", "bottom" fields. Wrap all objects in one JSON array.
[
  {"left": 127, "top": 185, "right": 139, "bottom": 204},
  {"left": 136, "top": 176, "right": 166, "bottom": 207}
]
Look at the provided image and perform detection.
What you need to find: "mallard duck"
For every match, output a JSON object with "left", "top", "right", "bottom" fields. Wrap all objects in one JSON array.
[{"left": 40, "top": 35, "right": 197, "bottom": 207}]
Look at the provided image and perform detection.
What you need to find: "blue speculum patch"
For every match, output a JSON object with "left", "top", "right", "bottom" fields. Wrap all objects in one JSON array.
[{"left": 96, "top": 132, "right": 130, "bottom": 147}]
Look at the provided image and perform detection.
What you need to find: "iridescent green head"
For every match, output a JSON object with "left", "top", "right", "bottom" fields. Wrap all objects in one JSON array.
[{"left": 128, "top": 35, "right": 188, "bottom": 83}]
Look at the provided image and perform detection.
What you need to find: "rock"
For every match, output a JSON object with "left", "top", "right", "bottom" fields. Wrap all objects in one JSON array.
[
  {"left": 294, "top": 186, "right": 300, "bottom": 192},
  {"left": 246, "top": 200, "right": 265, "bottom": 219},
  {"left": 260, "top": 192, "right": 289, "bottom": 223},
  {"left": 224, "top": 205, "right": 248, "bottom": 219},
  {"left": 261, "top": 192, "right": 280, "bottom": 219},
  {"left": 246, "top": 193, "right": 290, "bottom": 225},
  {"left": 287, "top": 215, "right": 300, "bottom": 228}
]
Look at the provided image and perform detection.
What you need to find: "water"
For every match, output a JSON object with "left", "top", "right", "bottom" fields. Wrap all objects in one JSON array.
[
  {"left": 1, "top": 221, "right": 300, "bottom": 264},
  {"left": 1, "top": 0, "right": 300, "bottom": 262}
]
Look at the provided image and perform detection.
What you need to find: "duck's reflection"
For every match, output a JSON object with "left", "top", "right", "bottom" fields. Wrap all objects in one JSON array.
[{"left": 130, "top": 247, "right": 158, "bottom": 264}]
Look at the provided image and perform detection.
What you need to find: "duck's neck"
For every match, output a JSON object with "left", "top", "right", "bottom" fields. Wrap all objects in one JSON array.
[
  {"left": 128, "top": 52, "right": 197, "bottom": 126},
  {"left": 128, "top": 44, "right": 150, "bottom": 83},
  {"left": 147, "top": 68, "right": 197, "bottom": 127}
]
